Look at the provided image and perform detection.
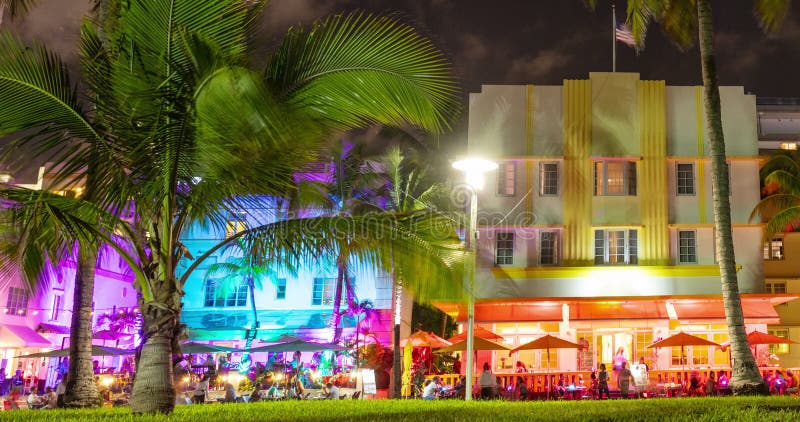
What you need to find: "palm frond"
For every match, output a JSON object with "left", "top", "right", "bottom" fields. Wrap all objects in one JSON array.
[
  {"left": 0, "top": 0, "right": 37, "bottom": 20},
  {"left": 265, "top": 11, "right": 461, "bottom": 134},
  {"left": 754, "top": 0, "right": 790, "bottom": 33},
  {"left": 626, "top": 0, "right": 653, "bottom": 51}
]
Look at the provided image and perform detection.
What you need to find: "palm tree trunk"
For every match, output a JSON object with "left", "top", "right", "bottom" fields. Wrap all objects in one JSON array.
[
  {"left": 697, "top": 0, "right": 767, "bottom": 395},
  {"left": 330, "top": 264, "right": 345, "bottom": 342},
  {"left": 130, "top": 294, "right": 179, "bottom": 413},
  {"left": 246, "top": 277, "right": 258, "bottom": 350},
  {"left": 64, "top": 248, "right": 100, "bottom": 408},
  {"left": 391, "top": 275, "right": 402, "bottom": 398}
]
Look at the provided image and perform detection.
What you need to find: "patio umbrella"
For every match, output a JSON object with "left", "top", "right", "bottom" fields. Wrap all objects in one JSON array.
[
  {"left": 17, "top": 345, "right": 132, "bottom": 358},
  {"left": 647, "top": 331, "right": 720, "bottom": 370},
  {"left": 447, "top": 326, "right": 504, "bottom": 343},
  {"left": 93, "top": 330, "right": 131, "bottom": 341},
  {"left": 719, "top": 331, "right": 796, "bottom": 364},
  {"left": 400, "top": 331, "right": 452, "bottom": 348},
  {"left": 511, "top": 335, "right": 580, "bottom": 399},
  {"left": 180, "top": 342, "right": 240, "bottom": 354},
  {"left": 436, "top": 337, "right": 510, "bottom": 353},
  {"left": 401, "top": 340, "right": 413, "bottom": 397},
  {"left": 244, "top": 339, "right": 346, "bottom": 353}
]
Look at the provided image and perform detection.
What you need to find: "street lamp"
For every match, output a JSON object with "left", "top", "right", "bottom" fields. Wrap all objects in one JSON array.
[{"left": 452, "top": 157, "right": 497, "bottom": 401}]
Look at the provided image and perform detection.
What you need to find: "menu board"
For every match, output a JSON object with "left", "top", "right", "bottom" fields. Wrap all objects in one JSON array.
[
  {"left": 631, "top": 363, "right": 649, "bottom": 387},
  {"left": 361, "top": 369, "right": 377, "bottom": 395}
]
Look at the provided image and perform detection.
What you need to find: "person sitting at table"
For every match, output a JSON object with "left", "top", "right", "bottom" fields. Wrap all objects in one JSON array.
[
  {"left": 717, "top": 371, "right": 729, "bottom": 389},
  {"left": 43, "top": 386, "right": 58, "bottom": 409},
  {"left": 704, "top": 371, "right": 716, "bottom": 396},
  {"left": 515, "top": 361, "right": 527, "bottom": 373},
  {"left": 771, "top": 370, "right": 788, "bottom": 395},
  {"left": 266, "top": 382, "right": 280, "bottom": 399},
  {"left": 453, "top": 375, "right": 467, "bottom": 399},
  {"left": 249, "top": 389, "right": 262, "bottom": 403},
  {"left": 517, "top": 378, "right": 529, "bottom": 401},
  {"left": 26, "top": 387, "right": 44, "bottom": 410},
  {"left": 786, "top": 369, "right": 798, "bottom": 395},
  {"left": 324, "top": 382, "right": 339, "bottom": 400},
  {"left": 422, "top": 379, "right": 438, "bottom": 400},
  {"left": 224, "top": 382, "right": 238, "bottom": 403}
]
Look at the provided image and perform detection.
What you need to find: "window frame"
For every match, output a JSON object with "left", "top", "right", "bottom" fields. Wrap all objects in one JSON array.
[
  {"left": 593, "top": 160, "right": 637, "bottom": 196},
  {"left": 276, "top": 278, "right": 287, "bottom": 300},
  {"left": 763, "top": 236, "right": 785, "bottom": 261},
  {"left": 594, "top": 229, "right": 638, "bottom": 265},
  {"left": 50, "top": 292, "right": 63, "bottom": 321},
  {"left": 678, "top": 230, "right": 698, "bottom": 264},
  {"left": 226, "top": 219, "right": 247, "bottom": 238},
  {"left": 312, "top": 278, "right": 336, "bottom": 306},
  {"left": 6, "top": 287, "right": 29, "bottom": 317},
  {"left": 496, "top": 162, "right": 516, "bottom": 196},
  {"left": 204, "top": 279, "right": 249, "bottom": 308},
  {"left": 768, "top": 329, "right": 790, "bottom": 354},
  {"left": 539, "top": 162, "right": 559, "bottom": 196},
  {"left": 495, "top": 232, "right": 515, "bottom": 266},
  {"left": 676, "top": 162, "right": 696, "bottom": 196},
  {"left": 539, "top": 231, "right": 558, "bottom": 265}
]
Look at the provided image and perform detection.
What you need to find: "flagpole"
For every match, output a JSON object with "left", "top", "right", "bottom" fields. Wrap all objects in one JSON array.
[{"left": 612, "top": 3, "right": 617, "bottom": 72}]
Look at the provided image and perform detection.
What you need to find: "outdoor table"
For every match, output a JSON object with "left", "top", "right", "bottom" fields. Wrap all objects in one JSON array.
[
  {"left": 656, "top": 383, "right": 683, "bottom": 397},
  {"left": 565, "top": 385, "right": 587, "bottom": 400}
]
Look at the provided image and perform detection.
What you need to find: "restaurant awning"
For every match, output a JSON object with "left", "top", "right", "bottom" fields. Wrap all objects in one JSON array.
[
  {"left": 0, "top": 324, "right": 52, "bottom": 348},
  {"left": 434, "top": 294, "right": 795, "bottom": 324}
]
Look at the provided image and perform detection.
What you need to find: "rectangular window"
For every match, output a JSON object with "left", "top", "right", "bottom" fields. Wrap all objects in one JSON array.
[
  {"left": 50, "top": 294, "right": 63, "bottom": 321},
  {"left": 763, "top": 237, "right": 785, "bottom": 260},
  {"left": 765, "top": 282, "right": 787, "bottom": 294},
  {"left": 768, "top": 329, "right": 790, "bottom": 354},
  {"left": 594, "top": 229, "right": 638, "bottom": 265},
  {"left": 495, "top": 232, "right": 515, "bottom": 265},
  {"left": 678, "top": 230, "right": 698, "bottom": 264},
  {"left": 226, "top": 219, "right": 247, "bottom": 238},
  {"left": 539, "top": 162, "right": 559, "bottom": 196},
  {"left": 6, "top": 287, "right": 29, "bottom": 317},
  {"left": 539, "top": 231, "right": 557, "bottom": 265},
  {"left": 276, "top": 278, "right": 287, "bottom": 300},
  {"left": 676, "top": 163, "right": 695, "bottom": 195},
  {"left": 594, "top": 161, "right": 637, "bottom": 196},
  {"left": 312, "top": 278, "right": 335, "bottom": 306},
  {"left": 497, "top": 162, "right": 516, "bottom": 196},
  {"left": 204, "top": 279, "right": 248, "bottom": 307}
]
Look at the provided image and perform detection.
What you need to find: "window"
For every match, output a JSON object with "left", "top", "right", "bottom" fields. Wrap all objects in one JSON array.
[
  {"left": 204, "top": 279, "right": 248, "bottom": 307},
  {"left": 6, "top": 287, "right": 29, "bottom": 316},
  {"left": 678, "top": 230, "right": 697, "bottom": 264},
  {"left": 497, "top": 162, "right": 516, "bottom": 196},
  {"left": 764, "top": 237, "right": 785, "bottom": 260},
  {"left": 768, "top": 329, "right": 790, "bottom": 354},
  {"left": 312, "top": 278, "right": 336, "bottom": 306},
  {"left": 539, "top": 231, "right": 558, "bottom": 265},
  {"left": 676, "top": 163, "right": 695, "bottom": 195},
  {"left": 594, "top": 161, "right": 637, "bottom": 196},
  {"left": 226, "top": 219, "right": 247, "bottom": 238},
  {"left": 765, "top": 282, "right": 787, "bottom": 294},
  {"left": 276, "top": 278, "right": 287, "bottom": 300},
  {"left": 594, "top": 229, "right": 638, "bottom": 264},
  {"left": 539, "top": 162, "right": 559, "bottom": 196},
  {"left": 495, "top": 232, "right": 515, "bottom": 265},
  {"left": 50, "top": 293, "right": 63, "bottom": 321}
]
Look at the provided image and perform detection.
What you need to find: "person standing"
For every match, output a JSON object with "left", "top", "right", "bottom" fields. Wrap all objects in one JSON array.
[
  {"left": 55, "top": 373, "right": 68, "bottom": 408},
  {"left": 193, "top": 374, "right": 209, "bottom": 404},
  {"left": 612, "top": 347, "right": 627, "bottom": 385},
  {"left": 452, "top": 354, "right": 462, "bottom": 375},
  {"left": 0, "top": 367, "right": 6, "bottom": 396},
  {"left": 705, "top": 371, "right": 717, "bottom": 396},
  {"left": 478, "top": 362, "right": 494, "bottom": 400},
  {"left": 618, "top": 362, "right": 634, "bottom": 399},
  {"left": 597, "top": 364, "right": 610, "bottom": 400}
]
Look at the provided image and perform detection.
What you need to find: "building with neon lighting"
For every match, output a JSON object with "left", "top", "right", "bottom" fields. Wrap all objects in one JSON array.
[{"left": 434, "top": 72, "right": 797, "bottom": 372}]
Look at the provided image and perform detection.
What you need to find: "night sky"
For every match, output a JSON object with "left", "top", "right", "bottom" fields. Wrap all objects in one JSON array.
[{"left": 3, "top": 0, "right": 800, "bottom": 178}]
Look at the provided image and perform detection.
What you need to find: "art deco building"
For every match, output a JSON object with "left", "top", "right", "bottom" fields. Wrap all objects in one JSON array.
[{"left": 435, "top": 72, "right": 796, "bottom": 372}]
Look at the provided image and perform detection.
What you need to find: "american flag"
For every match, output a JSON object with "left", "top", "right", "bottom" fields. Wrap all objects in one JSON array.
[{"left": 615, "top": 22, "right": 636, "bottom": 47}]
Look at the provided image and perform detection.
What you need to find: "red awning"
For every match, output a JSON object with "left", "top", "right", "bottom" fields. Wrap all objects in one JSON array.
[
  {"left": 0, "top": 324, "right": 52, "bottom": 348},
  {"left": 570, "top": 300, "right": 669, "bottom": 320},
  {"left": 670, "top": 299, "right": 780, "bottom": 323}
]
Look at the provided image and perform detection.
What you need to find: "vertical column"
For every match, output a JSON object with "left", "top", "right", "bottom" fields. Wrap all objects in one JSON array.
[
  {"left": 525, "top": 85, "right": 535, "bottom": 225},
  {"left": 695, "top": 86, "right": 707, "bottom": 224},
  {"left": 562, "top": 79, "right": 593, "bottom": 266},
  {"left": 638, "top": 80, "right": 669, "bottom": 265}
]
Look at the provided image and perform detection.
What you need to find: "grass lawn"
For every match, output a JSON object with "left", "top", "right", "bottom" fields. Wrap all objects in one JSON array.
[{"left": 0, "top": 397, "right": 799, "bottom": 421}]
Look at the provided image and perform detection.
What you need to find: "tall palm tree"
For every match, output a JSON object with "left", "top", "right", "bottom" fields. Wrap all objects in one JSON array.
[
  {"left": 380, "top": 145, "right": 447, "bottom": 397},
  {"left": 589, "top": 0, "right": 790, "bottom": 394},
  {"left": 0, "top": 0, "right": 461, "bottom": 413},
  {"left": 0, "top": 0, "right": 35, "bottom": 25}
]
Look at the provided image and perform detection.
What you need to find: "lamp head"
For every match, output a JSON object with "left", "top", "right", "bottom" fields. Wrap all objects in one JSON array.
[{"left": 452, "top": 158, "right": 498, "bottom": 190}]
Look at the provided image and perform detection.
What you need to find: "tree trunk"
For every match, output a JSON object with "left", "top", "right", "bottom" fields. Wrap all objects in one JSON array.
[
  {"left": 330, "top": 262, "right": 345, "bottom": 342},
  {"left": 391, "top": 277, "right": 402, "bottom": 399},
  {"left": 130, "top": 296, "right": 179, "bottom": 413},
  {"left": 64, "top": 248, "right": 100, "bottom": 408},
  {"left": 246, "top": 277, "right": 258, "bottom": 350},
  {"left": 697, "top": 0, "right": 767, "bottom": 396}
]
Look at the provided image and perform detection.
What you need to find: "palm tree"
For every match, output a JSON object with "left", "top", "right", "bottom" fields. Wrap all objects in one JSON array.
[
  {"left": 204, "top": 238, "right": 276, "bottom": 349},
  {"left": 346, "top": 298, "right": 376, "bottom": 367},
  {"left": 0, "top": 0, "right": 460, "bottom": 413},
  {"left": 0, "top": 0, "right": 35, "bottom": 25},
  {"left": 752, "top": 150, "right": 800, "bottom": 235},
  {"left": 590, "top": 0, "right": 790, "bottom": 394},
  {"left": 380, "top": 145, "right": 448, "bottom": 398}
]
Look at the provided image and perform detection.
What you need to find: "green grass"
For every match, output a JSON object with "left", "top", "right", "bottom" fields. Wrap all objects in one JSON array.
[{"left": 1, "top": 397, "right": 799, "bottom": 421}]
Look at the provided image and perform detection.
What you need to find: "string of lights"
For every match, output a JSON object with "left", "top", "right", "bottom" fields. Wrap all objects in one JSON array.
[{"left": 2, "top": 306, "right": 140, "bottom": 316}]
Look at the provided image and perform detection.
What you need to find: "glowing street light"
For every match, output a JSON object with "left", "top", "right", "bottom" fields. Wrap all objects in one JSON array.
[{"left": 452, "top": 157, "right": 497, "bottom": 401}]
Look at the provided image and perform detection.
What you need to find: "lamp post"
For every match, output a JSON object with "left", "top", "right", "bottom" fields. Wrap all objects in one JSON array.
[{"left": 452, "top": 157, "right": 497, "bottom": 401}]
